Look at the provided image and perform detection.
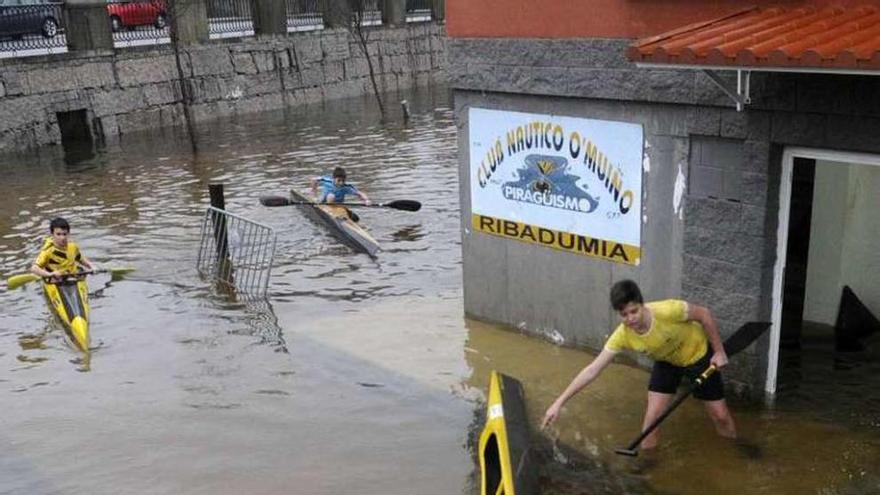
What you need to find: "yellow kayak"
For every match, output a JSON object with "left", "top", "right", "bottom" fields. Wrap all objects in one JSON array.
[
  {"left": 478, "top": 371, "right": 538, "bottom": 495},
  {"left": 42, "top": 275, "right": 90, "bottom": 352}
]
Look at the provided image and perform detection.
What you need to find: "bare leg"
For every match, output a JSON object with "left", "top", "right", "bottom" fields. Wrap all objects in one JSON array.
[
  {"left": 703, "top": 399, "right": 737, "bottom": 439},
  {"left": 641, "top": 391, "right": 674, "bottom": 450}
]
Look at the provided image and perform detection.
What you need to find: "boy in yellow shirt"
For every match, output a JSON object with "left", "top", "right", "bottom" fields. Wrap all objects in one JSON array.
[
  {"left": 30, "top": 217, "right": 96, "bottom": 281},
  {"left": 542, "top": 279, "right": 734, "bottom": 451}
]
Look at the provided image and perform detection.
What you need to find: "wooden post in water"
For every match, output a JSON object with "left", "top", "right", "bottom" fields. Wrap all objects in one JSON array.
[{"left": 209, "top": 184, "right": 234, "bottom": 284}]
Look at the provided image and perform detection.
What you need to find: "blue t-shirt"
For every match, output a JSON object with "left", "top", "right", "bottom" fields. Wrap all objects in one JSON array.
[{"left": 316, "top": 176, "right": 359, "bottom": 203}]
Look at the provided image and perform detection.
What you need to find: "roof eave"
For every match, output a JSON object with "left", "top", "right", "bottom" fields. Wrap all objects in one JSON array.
[{"left": 633, "top": 61, "right": 880, "bottom": 77}]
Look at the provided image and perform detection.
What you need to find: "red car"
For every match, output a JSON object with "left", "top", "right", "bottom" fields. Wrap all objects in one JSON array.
[{"left": 106, "top": 0, "right": 166, "bottom": 31}]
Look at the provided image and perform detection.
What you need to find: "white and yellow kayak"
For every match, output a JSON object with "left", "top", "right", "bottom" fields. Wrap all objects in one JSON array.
[
  {"left": 478, "top": 370, "right": 538, "bottom": 495},
  {"left": 290, "top": 189, "right": 380, "bottom": 257},
  {"left": 42, "top": 276, "right": 90, "bottom": 352}
]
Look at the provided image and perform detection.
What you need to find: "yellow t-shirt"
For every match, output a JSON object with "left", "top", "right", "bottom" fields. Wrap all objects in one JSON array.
[
  {"left": 604, "top": 299, "right": 708, "bottom": 367},
  {"left": 34, "top": 237, "right": 82, "bottom": 274}
]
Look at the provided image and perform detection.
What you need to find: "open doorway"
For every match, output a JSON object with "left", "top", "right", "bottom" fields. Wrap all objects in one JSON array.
[
  {"left": 768, "top": 148, "right": 880, "bottom": 401},
  {"left": 56, "top": 109, "right": 96, "bottom": 164}
]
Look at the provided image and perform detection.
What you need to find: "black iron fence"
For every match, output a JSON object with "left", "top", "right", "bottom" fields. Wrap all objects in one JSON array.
[
  {"left": 0, "top": 1, "right": 66, "bottom": 57},
  {"left": 107, "top": 0, "right": 170, "bottom": 47},
  {"left": 405, "top": 0, "right": 431, "bottom": 22},
  {"left": 356, "top": 0, "right": 381, "bottom": 26},
  {"left": 0, "top": 0, "right": 440, "bottom": 59},
  {"left": 286, "top": 0, "right": 322, "bottom": 32},
  {"left": 207, "top": 0, "right": 253, "bottom": 38}
]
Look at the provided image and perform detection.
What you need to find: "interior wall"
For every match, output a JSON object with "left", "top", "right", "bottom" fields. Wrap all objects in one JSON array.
[
  {"left": 839, "top": 164, "right": 880, "bottom": 318},
  {"left": 804, "top": 160, "right": 880, "bottom": 324},
  {"left": 803, "top": 161, "right": 847, "bottom": 324}
]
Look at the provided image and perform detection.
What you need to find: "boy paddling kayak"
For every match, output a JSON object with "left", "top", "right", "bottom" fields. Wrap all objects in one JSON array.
[
  {"left": 29, "top": 217, "right": 96, "bottom": 352},
  {"left": 310, "top": 166, "right": 371, "bottom": 205},
  {"left": 310, "top": 167, "right": 371, "bottom": 222}
]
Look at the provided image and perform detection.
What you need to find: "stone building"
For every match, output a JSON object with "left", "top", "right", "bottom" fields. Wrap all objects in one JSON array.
[{"left": 448, "top": 1, "right": 880, "bottom": 395}]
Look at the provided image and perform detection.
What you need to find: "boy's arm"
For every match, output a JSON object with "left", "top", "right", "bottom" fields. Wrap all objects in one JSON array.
[
  {"left": 79, "top": 254, "right": 96, "bottom": 272},
  {"left": 542, "top": 347, "right": 617, "bottom": 428},
  {"left": 356, "top": 189, "right": 371, "bottom": 205},
  {"left": 30, "top": 252, "right": 58, "bottom": 278},
  {"left": 30, "top": 262, "right": 56, "bottom": 278},
  {"left": 687, "top": 303, "right": 728, "bottom": 368}
]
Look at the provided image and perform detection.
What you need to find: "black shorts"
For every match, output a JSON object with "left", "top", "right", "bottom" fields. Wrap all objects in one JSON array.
[{"left": 648, "top": 349, "right": 725, "bottom": 401}]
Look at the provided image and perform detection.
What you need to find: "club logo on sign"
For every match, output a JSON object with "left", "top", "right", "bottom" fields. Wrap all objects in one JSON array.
[{"left": 502, "top": 154, "right": 599, "bottom": 214}]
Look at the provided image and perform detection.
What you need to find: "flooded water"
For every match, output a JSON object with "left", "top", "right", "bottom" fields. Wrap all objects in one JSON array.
[{"left": 1, "top": 85, "right": 879, "bottom": 495}]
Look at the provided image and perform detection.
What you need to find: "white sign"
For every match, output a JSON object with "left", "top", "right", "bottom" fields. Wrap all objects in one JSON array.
[{"left": 469, "top": 108, "right": 644, "bottom": 265}]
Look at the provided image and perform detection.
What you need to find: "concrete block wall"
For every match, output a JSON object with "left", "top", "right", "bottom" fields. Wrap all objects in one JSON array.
[
  {"left": 0, "top": 24, "right": 447, "bottom": 153},
  {"left": 449, "top": 37, "right": 880, "bottom": 393},
  {"left": 455, "top": 92, "right": 692, "bottom": 359}
]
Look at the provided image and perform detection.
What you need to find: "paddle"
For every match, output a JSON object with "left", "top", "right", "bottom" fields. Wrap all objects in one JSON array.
[
  {"left": 259, "top": 195, "right": 421, "bottom": 212},
  {"left": 614, "top": 321, "right": 772, "bottom": 457},
  {"left": 6, "top": 267, "right": 136, "bottom": 291}
]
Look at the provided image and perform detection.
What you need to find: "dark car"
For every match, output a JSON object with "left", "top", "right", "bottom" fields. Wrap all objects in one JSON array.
[
  {"left": 0, "top": 0, "right": 63, "bottom": 39},
  {"left": 106, "top": 0, "right": 166, "bottom": 32}
]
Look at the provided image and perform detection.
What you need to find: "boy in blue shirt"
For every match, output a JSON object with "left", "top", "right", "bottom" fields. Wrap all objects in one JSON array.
[{"left": 310, "top": 167, "right": 371, "bottom": 205}]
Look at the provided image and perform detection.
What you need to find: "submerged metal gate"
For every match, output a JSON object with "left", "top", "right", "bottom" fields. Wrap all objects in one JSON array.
[{"left": 197, "top": 207, "right": 277, "bottom": 296}]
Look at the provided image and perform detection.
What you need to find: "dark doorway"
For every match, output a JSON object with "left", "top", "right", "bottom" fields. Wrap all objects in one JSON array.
[
  {"left": 56, "top": 110, "right": 95, "bottom": 164},
  {"left": 57, "top": 110, "right": 93, "bottom": 145},
  {"left": 779, "top": 157, "right": 816, "bottom": 349}
]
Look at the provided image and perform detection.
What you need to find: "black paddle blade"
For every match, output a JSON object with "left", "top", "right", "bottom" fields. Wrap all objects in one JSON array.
[
  {"left": 614, "top": 448, "right": 639, "bottom": 457},
  {"left": 260, "top": 195, "right": 292, "bottom": 207},
  {"left": 384, "top": 200, "right": 421, "bottom": 212},
  {"left": 723, "top": 321, "right": 772, "bottom": 357}
]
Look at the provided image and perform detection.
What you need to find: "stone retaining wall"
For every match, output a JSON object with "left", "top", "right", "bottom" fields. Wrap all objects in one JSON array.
[{"left": 0, "top": 24, "right": 446, "bottom": 153}]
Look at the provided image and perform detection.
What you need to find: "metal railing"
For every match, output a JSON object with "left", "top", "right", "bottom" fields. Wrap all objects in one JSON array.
[
  {"left": 206, "top": 0, "right": 253, "bottom": 39},
  {"left": 108, "top": 0, "right": 171, "bottom": 48},
  {"left": 354, "top": 0, "right": 381, "bottom": 26},
  {"left": 197, "top": 207, "right": 277, "bottom": 298},
  {"left": 405, "top": 0, "right": 431, "bottom": 22},
  {"left": 286, "top": 0, "right": 323, "bottom": 32},
  {"left": 1, "top": 0, "right": 440, "bottom": 59},
  {"left": 0, "top": 2, "right": 66, "bottom": 58}
]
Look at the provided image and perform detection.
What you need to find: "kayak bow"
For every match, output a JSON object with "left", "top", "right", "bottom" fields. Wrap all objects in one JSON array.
[
  {"left": 478, "top": 371, "right": 538, "bottom": 495},
  {"left": 42, "top": 275, "right": 90, "bottom": 352}
]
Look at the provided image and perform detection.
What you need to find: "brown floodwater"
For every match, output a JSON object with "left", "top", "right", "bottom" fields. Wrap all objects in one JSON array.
[{"left": 1, "top": 85, "right": 879, "bottom": 495}]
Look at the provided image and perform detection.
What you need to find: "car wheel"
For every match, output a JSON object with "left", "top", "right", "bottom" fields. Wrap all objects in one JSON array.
[
  {"left": 41, "top": 17, "right": 58, "bottom": 38},
  {"left": 154, "top": 13, "right": 167, "bottom": 30},
  {"left": 110, "top": 15, "right": 122, "bottom": 32}
]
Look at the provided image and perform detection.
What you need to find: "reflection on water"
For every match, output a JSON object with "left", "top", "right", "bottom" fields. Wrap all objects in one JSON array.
[
  {"left": 776, "top": 323, "right": 880, "bottom": 430},
  {"left": 390, "top": 224, "right": 425, "bottom": 242},
  {"left": 224, "top": 293, "right": 287, "bottom": 351}
]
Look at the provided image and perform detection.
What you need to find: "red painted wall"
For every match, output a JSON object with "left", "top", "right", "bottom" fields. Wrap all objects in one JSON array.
[{"left": 447, "top": 0, "right": 880, "bottom": 39}]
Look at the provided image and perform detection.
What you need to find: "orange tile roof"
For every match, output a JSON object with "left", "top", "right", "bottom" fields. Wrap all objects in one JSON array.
[{"left": 627, "top": 5, "right": 880, "bottom": 71}]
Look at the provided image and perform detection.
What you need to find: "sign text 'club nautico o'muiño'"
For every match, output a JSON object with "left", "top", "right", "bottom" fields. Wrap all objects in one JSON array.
[{"left": 469, "top": 108, "right": 644, "bottom": 265}]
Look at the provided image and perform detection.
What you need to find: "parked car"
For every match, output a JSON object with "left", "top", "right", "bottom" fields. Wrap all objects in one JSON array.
[
  {"left": 106, "top": 0, "right": 167, "bottom": 32},
  {"left": 0, "top": 0, "right": 63, "bottom": 39}
]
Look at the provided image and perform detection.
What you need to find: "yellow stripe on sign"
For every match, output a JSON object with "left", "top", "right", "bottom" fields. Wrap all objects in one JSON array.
[{"left": 472, "top": 213, "right": 640, "bottom": 265}]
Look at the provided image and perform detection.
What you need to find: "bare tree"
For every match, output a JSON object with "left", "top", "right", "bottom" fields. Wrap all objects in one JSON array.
[
  {"left": 165, "top": 0, "right": 200, "bottom": 152},
  {"left": 327, "top": 0, "right": 386, "bottom": 120}
]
